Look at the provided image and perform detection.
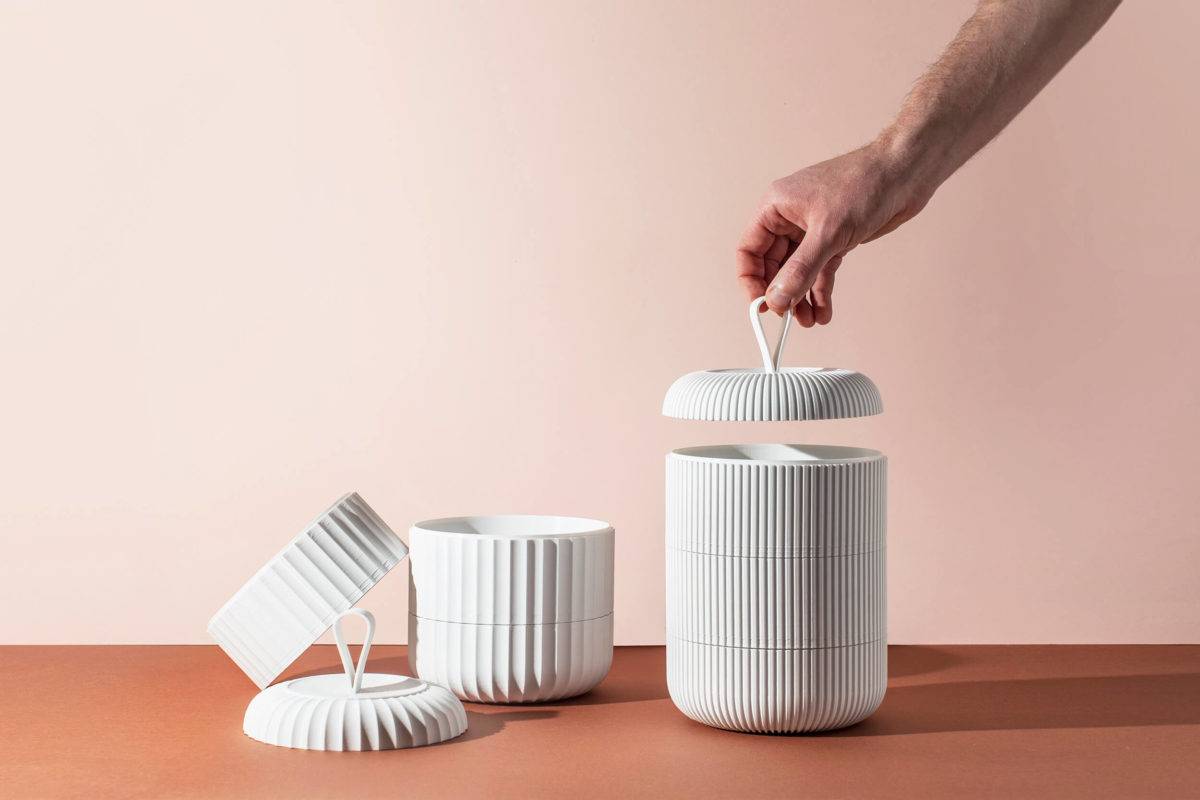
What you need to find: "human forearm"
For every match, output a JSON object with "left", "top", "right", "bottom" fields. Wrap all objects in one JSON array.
[
  {"left": 738, "top": 0, "right": 1121, "bottom": 323},
  {"left": 880, "top": 0, "right": 1122, "bottom": 200}
]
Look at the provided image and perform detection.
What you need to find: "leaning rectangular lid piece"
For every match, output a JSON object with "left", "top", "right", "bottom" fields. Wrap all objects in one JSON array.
[{"left": 207, "top": 492, "right": 408, "bottom": 689}]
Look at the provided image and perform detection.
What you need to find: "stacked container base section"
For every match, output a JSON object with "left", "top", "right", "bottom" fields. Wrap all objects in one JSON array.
[{"left": 665, "top": 444, "right": 886, "bottom": 733}]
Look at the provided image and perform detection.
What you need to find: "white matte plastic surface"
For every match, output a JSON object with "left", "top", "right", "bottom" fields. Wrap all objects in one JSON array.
[
  {"left": 661, "top": 297, "right": 882, "bottom": 422},
  {"left": 662, "top": 313, "right": 889, "bottom": 742},
  {"left": 243, "top": 610, "right": 467, "bottom": 751},
  {"left": 408, "top": 516, "right": 614, "bottom": 624},
  {"left": 665, "top": 448, "right": 887, "bottom": 732},
  {"left": 207, "top": 492, "right": 408, "bottom": 689},
  {"left": 666, "top": 444, "right": 886, "bottom": 557},
  {"left": 408, "top": 614, "right": 613, "bottom": 703},
  {"left": 408, "top": 515, "right": 615, "bottom": 703},
  {"left": 667, "top": 637, "right": 886, "bottom": 734},
  {"left": 667, "top": 548, "right": 886, "bottom": 648}
]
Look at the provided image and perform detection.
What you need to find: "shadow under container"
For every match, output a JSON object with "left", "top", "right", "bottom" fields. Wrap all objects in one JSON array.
[
  {"left": 661, "top": 297, "right": 888, "bottom": 733},
  {"left": 408, "top": 514, "right": 614, "bottom": 703}
]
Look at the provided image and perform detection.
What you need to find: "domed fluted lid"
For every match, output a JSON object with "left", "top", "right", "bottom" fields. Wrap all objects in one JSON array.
[
  {"left": 243, "top": 610, "right": 468, "bottom": 751},
  {"left": 662, "top": 297, "right": 882, "bottom": 422}
]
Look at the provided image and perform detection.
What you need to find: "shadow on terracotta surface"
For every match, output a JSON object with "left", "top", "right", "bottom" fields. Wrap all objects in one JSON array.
[
  {"left": 298, "top": 647, "right": 673, "bottom": 708},
  {"left": 538, "top": 679, "right": 671, "bottom": 706},
  {"left": 887, "top": 645, "right": 963, "bottom": 678},
  {"left": 462, "top": 709, "right": 559, "bottom": 742},
  {"left": 826, "top": 672, "right": 1200, "bottom": 737}
]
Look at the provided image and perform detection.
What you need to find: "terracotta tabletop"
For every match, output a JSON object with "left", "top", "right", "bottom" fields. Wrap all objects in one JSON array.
[{"left": 2, "top": 645, "right": 1198, "bottom": 799}]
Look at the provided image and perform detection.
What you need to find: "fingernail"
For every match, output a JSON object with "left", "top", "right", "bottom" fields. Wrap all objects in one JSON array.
[{"left": 766, "top": 284, "right": 791, "bottom": 312}]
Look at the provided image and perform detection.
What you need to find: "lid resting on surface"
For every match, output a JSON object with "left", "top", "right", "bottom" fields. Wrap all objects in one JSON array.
[
  {"left": 662, "top": 297, "right": 882, "bottom": 422},
  {"left": 208, "top": 492, "right": 408, "bottom": 689},
  {"left": 243, "top": 610, "right": 468, "bottom": 751}
]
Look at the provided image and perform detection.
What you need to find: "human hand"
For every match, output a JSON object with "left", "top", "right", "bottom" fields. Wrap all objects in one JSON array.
[{"left": 736, "top": 140, "right": 935, "bottom": 326}]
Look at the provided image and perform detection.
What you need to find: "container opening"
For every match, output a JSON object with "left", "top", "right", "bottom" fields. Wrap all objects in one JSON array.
[
  {"left": 671, "top": 443, "right": 881, "bottom": 463},
  {"left": 414, "top": 514, "right": 611, "bottom": 538}
]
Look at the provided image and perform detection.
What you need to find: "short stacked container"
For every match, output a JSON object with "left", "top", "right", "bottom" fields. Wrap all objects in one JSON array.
[
  {"left": 661, "top": 299, "right": 888, "bottom": 733},
  {"left": 408, "top": 515, "right": 615, "bottom": 703}
]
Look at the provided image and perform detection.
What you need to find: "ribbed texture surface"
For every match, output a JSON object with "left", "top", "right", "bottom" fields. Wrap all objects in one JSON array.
[
  {"left": 408, "top": 614, "right": 613, "bottom": 703},
  {"left": 208, "top": 492, "right": 409, "bottom": 689},
  {"left": 666, "top": 449, "right": 887, "bottom": 732},
  {"left": 667, "top": 549, "right": 885, "bottom": 648},
  {"left": 408, "top": 527, "right": 614, "bottom": 624},
  {"left": 243, "top": 674, "right": 467, "bottom": 751},
  {"left": 667, "top": 638, "right": 886, "bottom": 733},
  {"left": 667, "top": 452, "right": 886, "bottom": 557},
  {"left": 662, "top": 368, "right": 882, "bottom": 421}
]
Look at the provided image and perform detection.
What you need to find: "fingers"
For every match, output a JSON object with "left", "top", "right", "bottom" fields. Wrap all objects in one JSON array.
[
  {"left": 807, "top": 255, "right": 842, "bottom": 326},
  {"left": 763, "top": 234, "right": 792, "bottom": 289},
  {"left": 791, "top": 259, "right": 836, "bottom": 329},
  {"left": 764, "top": 227, "right": 842, "bottom": 315},
  {"left": 736, "top": 207, "right": 805, "bottom": 302},
  {"left": 736, "top": 222, "right": 771, "bottom": 299},
  {"left": 793, "top": 296, "right": 815, "bottom": 327},
  {"left": 737, "top": 271, "right": 768, "bottom": 302}
]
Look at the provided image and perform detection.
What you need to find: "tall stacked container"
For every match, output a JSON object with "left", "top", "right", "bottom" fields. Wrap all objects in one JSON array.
[{"left": 661, "top": 298, "right": 887, "bottom": 733}]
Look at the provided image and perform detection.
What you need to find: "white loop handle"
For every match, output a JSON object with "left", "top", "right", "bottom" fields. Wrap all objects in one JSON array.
[
  {"left": 749, "top": 295, "right": 792, "bottom": 373},
  {"left": 332, "top": 608, "right": 375, "bottom": 694}
]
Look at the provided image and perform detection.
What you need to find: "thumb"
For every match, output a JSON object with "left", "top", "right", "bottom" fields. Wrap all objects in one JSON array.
[{"left": 764, "top": 229, "right": 841, "bottom": 314}]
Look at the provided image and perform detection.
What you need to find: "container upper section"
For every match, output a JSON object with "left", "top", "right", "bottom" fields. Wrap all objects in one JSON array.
[{"left": 662, "top": 297, "right": 883, "bottom": 422}]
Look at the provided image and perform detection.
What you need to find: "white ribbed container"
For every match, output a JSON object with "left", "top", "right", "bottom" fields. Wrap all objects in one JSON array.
[
  {"left": 408, "top": 515, "right": 614, "bottom": 703},
  {"left": 665, "top": 444, "right": 887, "bottom": 733},
  {"left": 408, "top": 615, "right": 613, "bottom": 703},
  {"left": 662, "top": 298, "right": 888, "bottom": 734},
  {"left": 666, "top": 637, "right": 886, "bottom": 733}
]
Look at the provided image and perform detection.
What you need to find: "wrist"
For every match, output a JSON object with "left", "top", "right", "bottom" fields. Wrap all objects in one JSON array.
[{"left": 870, "top": 122, "right": 954, "bottom": 204}]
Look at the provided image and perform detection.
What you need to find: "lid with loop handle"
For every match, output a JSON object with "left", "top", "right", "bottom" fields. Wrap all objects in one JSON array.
[
  {"left": 242, "top": 609, "right": 468, "bottom": 751},
  {"left": 662, "top": 296, "right": 882, "bottom": 422}
]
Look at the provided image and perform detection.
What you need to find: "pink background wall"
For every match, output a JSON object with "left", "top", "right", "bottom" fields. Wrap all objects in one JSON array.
[{"left": 2, "top": 1, "right": 1197, "bottom": 645}]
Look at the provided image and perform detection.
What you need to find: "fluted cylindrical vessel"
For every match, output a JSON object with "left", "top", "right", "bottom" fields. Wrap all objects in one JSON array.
[
  {"left": 408, "top": 515, "right": 614, "bottom": 703},
  {"left": 666, "top": 444, "right": 886, "bottom": 733}
]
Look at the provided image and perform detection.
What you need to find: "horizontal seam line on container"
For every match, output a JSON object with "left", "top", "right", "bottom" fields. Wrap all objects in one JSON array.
[
  {"left": 666, "top": 546, "right": 886, "bottom": 559},
  {"left": 410, "top": 611, "right": 613, "bottom": 626},
  {"left": 667, "top": 635, "right": 886, "bottom": 652}
]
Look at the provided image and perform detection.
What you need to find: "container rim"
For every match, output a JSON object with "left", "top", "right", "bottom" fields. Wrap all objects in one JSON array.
[
  {"left": 411, "top": 514, "right": 613, "bottom": 539},
  {"left": 669, "top": 443, "right": 883, "bottom": 464}
]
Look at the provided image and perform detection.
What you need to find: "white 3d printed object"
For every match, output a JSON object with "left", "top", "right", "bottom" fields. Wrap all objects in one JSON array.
[
  {"left": 207, "top": 492, "right": 409, "bottom": 689},
  {"left": 662, "top": 297, "right": 888, "bottom": 733},
  {"left": 243, "top": 609, "right": 468, "bottom": 751},
  {"left": 408, "top": 515, "right": 614, "bottom": 703}
]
